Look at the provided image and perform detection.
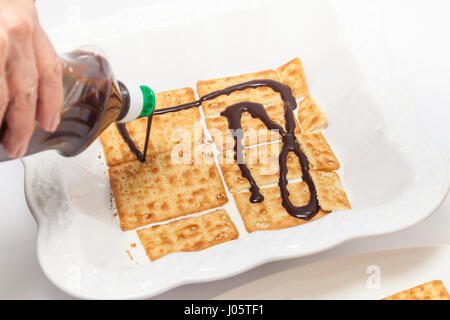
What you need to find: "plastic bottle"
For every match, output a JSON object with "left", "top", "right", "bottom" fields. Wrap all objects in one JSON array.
[{"left": 0, "top": 49, "right": 155, "bottom": 162}]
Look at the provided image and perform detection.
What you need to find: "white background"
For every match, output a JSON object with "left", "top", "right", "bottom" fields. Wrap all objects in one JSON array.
[{"left": 0, "top": 0, "right": 448, "bottom": 299}]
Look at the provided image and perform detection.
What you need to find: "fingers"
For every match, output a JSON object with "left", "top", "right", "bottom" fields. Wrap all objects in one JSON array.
[
  {"left": 0, "top": 28, "right": 9, "bottom": 124},
  {"left": 34, "top": 25, "right": 63, "bottom": 132},
  {"left": 1, "top": 9, "right": 38, "bottom": 158},
  {"left": 0, "top": 2, "right": 62, "bottom": 158}
]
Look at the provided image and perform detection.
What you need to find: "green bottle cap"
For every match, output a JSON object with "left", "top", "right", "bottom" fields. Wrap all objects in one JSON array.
[{"left": 139, "top": 85, "right": 156, "bottom": 117}]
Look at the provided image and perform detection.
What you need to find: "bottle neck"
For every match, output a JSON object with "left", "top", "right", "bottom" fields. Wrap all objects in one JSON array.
[
  {"left": 116, "top": 81, "right": 131, "bottom": 122},
  {"left": 116, "top": 82, "right": 155, "bottom": 123}
]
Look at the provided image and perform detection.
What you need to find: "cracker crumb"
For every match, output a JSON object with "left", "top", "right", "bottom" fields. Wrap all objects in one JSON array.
[{"left": 125, "top": 250, "right": 134, "bottom": 261}]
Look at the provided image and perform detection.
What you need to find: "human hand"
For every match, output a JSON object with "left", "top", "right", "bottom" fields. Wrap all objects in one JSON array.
[{"left": 0, "top": 0, "right": 63, "bottom": 158}]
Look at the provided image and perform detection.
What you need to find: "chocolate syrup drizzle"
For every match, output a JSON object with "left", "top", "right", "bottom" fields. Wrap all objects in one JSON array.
[
  {"left": 115, "top": 79, "right": 319, "bottom": 220},
  {"left": 116, "top": 112, "right": 153, "bottom": 162}
]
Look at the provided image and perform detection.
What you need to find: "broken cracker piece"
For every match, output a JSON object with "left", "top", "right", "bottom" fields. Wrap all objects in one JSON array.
[
  {"left": 383, "top": 280, "right": 450, "bottom": 300},
  {"left": 137, "top": 209, "right": 238, "bottom": 260},
  {"left": 233, "top": 182, "right": 327, "bottom": 232},
  {"left": 296, "top": 131, "right": 340, "bottom": 171},
  {"left": 297, "top": 95, "right": 328, "bottom": 133},
  {"left": 310, "top": 170, "right": 351, "bottom": 211},
  {"left": 109, "top": 151, "right": 228, "bottom": 231},
  {"left": 277, "top": 57, "right": 309, "bottom": 99},
  {"left": 197, "top": 69, "right": 281, "bottom": 116}
]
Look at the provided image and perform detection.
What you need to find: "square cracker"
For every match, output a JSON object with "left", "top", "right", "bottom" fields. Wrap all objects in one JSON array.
[
  {"left": 233, "top": 182, "right": 327, "bottom": 232},
  {"left": 296, "top": 132, "right": 340, "bottom": 171},
  {"left": 108, "top": 151, "right": 228, "bottom": 231},
  {"left": 100, "top": 88, "right": 201, "bottom": 167},
  {"left": 196, "top": 69, "right": 281, "bottom": 116},
  {"left": 219, "top": 142, "right": 303, "bottom": 193},
  {"left": 310, "top": 170, "right": 351, "bottom": 211},
  {"left": 297, "top": 95, "right": 328, "bottom": 133},
  {"left": 205, "top": 102, "right": 301, "bottom": 151},
  {"left": 137, "top": 209, "right": 238, "bottom": 261},
  {"left": 277, "top": 57, "right": 309, "bottom": 99},
  {"left": 383, "top": 280, "right": 450, "bottom": 300}
]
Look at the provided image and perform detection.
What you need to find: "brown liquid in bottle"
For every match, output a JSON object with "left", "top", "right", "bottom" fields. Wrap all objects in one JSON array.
[{"left": 0, "top": 50, "right": 130, "bottom": 161}]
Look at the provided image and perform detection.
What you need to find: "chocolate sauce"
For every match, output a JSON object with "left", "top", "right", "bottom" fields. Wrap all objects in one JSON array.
[
  {"left": 218, "top": 80, "right": 318, "bottom": 219},
  {"left": 116, "top": 79, "right": 319, "bottom": 220},
  {"left": 54, "top": 51, "right": 125, "bottom": 157},
  {"left": 116, "top": 112, "right": 153, "bottom": 163},
  {"left": 0, "top": 50, "right": 127, "bottom": 161}
]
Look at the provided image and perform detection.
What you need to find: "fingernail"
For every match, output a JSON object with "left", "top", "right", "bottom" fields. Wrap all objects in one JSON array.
[
  {"left": 50, "top": 115, "right": 60, "bottom": 132},
  {"left": 13, "top": 143, "right": 28, "bottom": 158}
]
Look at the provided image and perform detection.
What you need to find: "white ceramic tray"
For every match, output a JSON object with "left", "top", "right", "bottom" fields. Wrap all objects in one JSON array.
[
  {"left": 23, "top": 0, "right": 449, "bottom": 299},
  {"left": 213, "top": 245, "right": 450, "bottom": 300}
]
